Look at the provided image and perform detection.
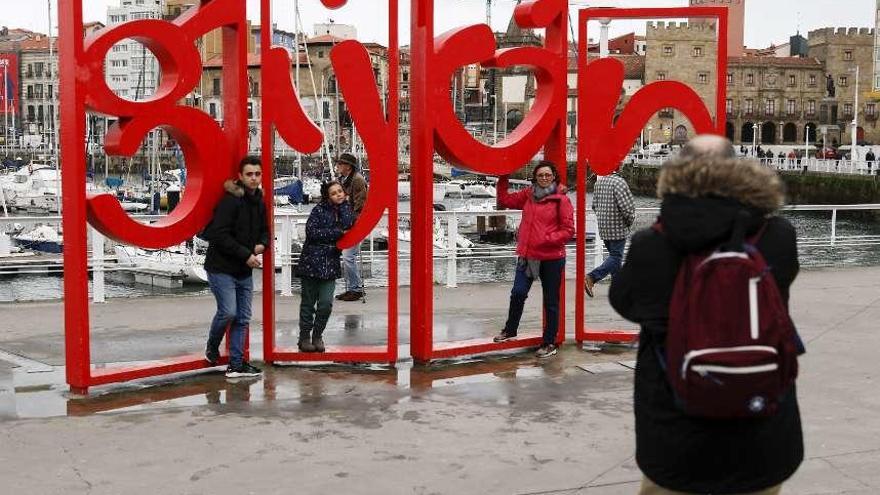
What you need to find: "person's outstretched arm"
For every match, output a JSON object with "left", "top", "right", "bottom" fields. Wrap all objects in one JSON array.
[{"left": 496, "top": 175, "right": 530, "bottom": 210}]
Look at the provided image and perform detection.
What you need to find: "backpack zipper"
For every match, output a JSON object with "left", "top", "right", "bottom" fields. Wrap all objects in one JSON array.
[{"left": 681, "top": 345, "right": 777, "bottom": 379}]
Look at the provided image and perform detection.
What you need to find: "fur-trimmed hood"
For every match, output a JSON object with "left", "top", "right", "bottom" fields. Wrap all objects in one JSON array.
[
  {"left": 656, "top": 157, "right": 785, "bottom": 252},
  {"left": 224, "top": 179, "right": 262, "bottom": 201},
  {"left": 657, "top": 157, "right": 784, "bottom": 212}
]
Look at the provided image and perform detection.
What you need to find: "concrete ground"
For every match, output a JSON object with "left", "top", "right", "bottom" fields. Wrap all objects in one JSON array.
[{"left": 0, "top": 267, "right": 878, "bottom": 494}]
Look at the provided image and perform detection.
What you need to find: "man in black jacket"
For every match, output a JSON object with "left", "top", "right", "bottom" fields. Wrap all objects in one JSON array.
[{"left": 203, "top": 156, "right": 269, "bottom": 378}]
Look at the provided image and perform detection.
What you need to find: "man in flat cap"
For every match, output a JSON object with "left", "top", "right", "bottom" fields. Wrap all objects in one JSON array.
[{"left": 335, "top": 153, "right": 368, "bottom": 301}]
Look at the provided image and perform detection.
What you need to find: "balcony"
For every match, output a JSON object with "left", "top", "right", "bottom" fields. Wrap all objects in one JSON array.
[{"left": 866, "top": 113, "right": 878, "bottom": 121}]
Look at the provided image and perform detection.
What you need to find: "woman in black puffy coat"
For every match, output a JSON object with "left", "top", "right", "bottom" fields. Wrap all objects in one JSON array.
[{"left": 295, "top": 181, "right": 355, "bottom": 353}]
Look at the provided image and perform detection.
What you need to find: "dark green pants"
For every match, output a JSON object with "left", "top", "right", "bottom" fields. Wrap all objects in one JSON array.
[{"left": 299, "top": 277, "right": 336, "bottom": 337}]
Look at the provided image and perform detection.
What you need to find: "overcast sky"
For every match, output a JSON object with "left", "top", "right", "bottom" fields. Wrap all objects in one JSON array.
[{"left": 4, "top": 0, "right": 876, "bottom": 48}]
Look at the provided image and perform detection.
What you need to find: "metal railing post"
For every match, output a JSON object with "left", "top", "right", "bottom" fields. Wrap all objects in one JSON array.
[
  {"left": 831, "top": 208, "right": 838, "bottom": 247},
  {"left": 446, "top": 212, "right": 458, "bottom": 288},
  {"left": 90, "top": 226, "right": 105, "bottom": 303},
  {"left": 280, "top": 217, "right": 292, "bottom": 297},
  {"left": 592, "top": 213, "right": 604, "bottom": 269}
]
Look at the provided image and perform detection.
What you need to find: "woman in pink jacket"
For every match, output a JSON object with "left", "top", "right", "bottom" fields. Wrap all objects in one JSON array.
[{"left": 493, "top": 161, "right": 575, "bottom": 358}]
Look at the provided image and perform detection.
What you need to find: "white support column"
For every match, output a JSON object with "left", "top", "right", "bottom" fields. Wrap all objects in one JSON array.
[
  {"left": 91, "top": 227, "right": 105, "bottom": 303},
  {"left": 831, "top": 208, "right": 838, "bottom": 247},
  {"left": 280, "top": 217, "right": 292, "bottom": 297},
  {"left": 446, "top": 213, "right": 458, "bottom": 288},
  {"left": 599, "top": 19, "right": 611, "bottom": 59}
]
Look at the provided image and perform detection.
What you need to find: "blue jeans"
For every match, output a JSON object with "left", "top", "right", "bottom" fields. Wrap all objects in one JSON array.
[
  {"left": 342, "top": 244, "right": 363, "bottom": 292},
  {"left": 206, "top": 272, "right": 253, "bottom": 368},
  {"left": 589, "top": 239, "right": 626, "bottom": 283},
  {"left": 503, "top": 258, "right": 565, "bottom": 345}
]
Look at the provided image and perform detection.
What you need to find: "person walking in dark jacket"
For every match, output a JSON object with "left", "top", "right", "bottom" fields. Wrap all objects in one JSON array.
[
  {"left": 203, "top": 156, "right": 270, "bottom": 378},
  {"left": 295, "top": 181, "right": 356, "bottom": 352},
  {"left": 610, "top": 136, "right": 803, "bottom": 494},
  {"left": 493, "top": 161, "right": 575, "bottom": 359},
  {"left": 335, "top": 153, "right": 368, "bottom": 302}
]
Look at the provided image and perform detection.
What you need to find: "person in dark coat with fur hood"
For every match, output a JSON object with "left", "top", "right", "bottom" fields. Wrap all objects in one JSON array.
[
  {"left": 610, "top": 136, "right": 803, "bottom": 494},
  {"left": 295, "top": 181, "right": 356, "bottom": 352},
  {"left": 202, "top": 156, "right": 270, "bottom": 378}
]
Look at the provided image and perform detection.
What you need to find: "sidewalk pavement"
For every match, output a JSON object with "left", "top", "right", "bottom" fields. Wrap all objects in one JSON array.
[{"left": 0, "top": 267, "right": 878, "bottom": 494}]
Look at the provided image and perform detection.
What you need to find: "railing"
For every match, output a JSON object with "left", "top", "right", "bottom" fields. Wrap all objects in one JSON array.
[
  {"left": 3, "top": 204, "right": 880, "bottom": 302},
  {"left": 627, "top": 154, "right": 880, "bottom": 176}
]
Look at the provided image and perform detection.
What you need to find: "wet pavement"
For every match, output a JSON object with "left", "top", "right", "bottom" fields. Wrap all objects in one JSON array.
[{"left": 1, "top": 270, "right": 879, "bottom": 493}]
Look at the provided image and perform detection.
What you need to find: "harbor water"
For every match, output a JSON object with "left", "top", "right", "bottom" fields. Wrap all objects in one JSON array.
[{"left": 2, "top": 194, "right": 879, "bottom": 303}]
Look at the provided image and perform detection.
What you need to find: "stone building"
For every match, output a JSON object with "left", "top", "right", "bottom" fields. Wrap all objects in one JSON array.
[
  {"left": 726, "top": 56, "right": 825, "bottom": 148},
  {"left": 644, "top": 21, "right": 718, "bottom": 145},
  {"left": 18, "top": 36, "right": 59, "bottom": 150},
  {"left": 808, "top": 27, "right": 879, "bottom": 149}
]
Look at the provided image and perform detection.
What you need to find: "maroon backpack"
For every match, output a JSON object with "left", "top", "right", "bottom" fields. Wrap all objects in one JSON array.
[{"left": 656, "top": 222, "right": 799, "bottom": 419}]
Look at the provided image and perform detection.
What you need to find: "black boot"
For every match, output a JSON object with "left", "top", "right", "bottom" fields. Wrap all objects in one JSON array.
[
  {"left": 312, "top": 333, "right": 325, "bottom": 353},
  {"left": 298, "top": 331, "right": 316, "bottom": 352}
]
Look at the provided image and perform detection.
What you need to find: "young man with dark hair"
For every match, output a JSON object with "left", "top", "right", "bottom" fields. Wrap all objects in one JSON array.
[
  {"left": 334, "top": 153, "right": 368, "bottom": 302},
  {"left": 202, "top": 156, "right": 269, "bottom": 378}
]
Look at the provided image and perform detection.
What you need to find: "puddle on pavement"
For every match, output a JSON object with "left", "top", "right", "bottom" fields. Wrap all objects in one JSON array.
[{"left": 0, "top": 345, "right": 633, "bottom": 419}]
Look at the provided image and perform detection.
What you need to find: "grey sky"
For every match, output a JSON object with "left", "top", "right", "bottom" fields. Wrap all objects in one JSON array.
[{"left": 4, "top": 0, "right": 876, "bottom": 49}]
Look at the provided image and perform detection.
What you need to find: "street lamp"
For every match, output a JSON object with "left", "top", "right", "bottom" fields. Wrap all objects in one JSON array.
[
  {"left": 647, "top": 125, "right": 653, "bottom": 153},
  {"left": 849, "top": 65, "right": 860, "bottom": 162},
  {"left": 752, "top": 123, "right": 759, "bottom": 157},
  {"left": 490, "top": 93, "right": 498, "bottom": 144}
]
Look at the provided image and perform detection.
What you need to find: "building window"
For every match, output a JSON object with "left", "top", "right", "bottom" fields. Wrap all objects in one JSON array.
[
  {"left": 212, "top": 78, "right": 221, "bottom": 96},
  {"left": 656, "top": 71, "right": 666, "bottom": 81},
  {"left": 809, "top": 74, "right": 817, "bottom": 86},
  {"left": 788, "top": 74, "right": 796, "bottom": 86},
  {"left": 726, "top": 99, "right": 733, "bottom": 114},
  {"left": 787, "top": 99, "right": 796, "bottom": 115},
  {"left": 318, "top": 50, "right": 325, "bottom": 58},
  {"left": 247, "top": 102, "right": 254, "bottom": 120},
  {"left": 663, "top": 45, "right": 674, "bottom": 56},
  {"left": 839, "top": 76, "right": 848, "bottom": 87},
  {"left": 27, "top": 85, "right": 33, "bottom": 99},
  {"left": 693, "top": 46, "right": 703, "bottom": 57},
  {"left": 745, "top": 99, "right": 754, "bottom": 114},
  {"left": 209, "top": 102, "right": 217, "bottom": 118},
  {"left": 27, "top": 105, "right": 35, "bottom": 121},
  {"left": 844, "top": 103, "right": 853, "bottom": 116},
  {"left": 727, "top": 73, "right": 733, "bottom": 85},
  {"left": 844, "top": 50, "right": 853, "bottom": 61},
  {"left": 746, "top": 73, "right": 754, "bottom": 85},
  {"left": 698, "top": 72, "right": 709, "bottom": 84},
  {"left": 765, "top": 99, "right": 775, "bottom": 116},
  {"left": 867, "top": 103, "right": 876, "bottom": 116},
  {"left": 807, "top": 100, "right": 816, "bottom": 115}
]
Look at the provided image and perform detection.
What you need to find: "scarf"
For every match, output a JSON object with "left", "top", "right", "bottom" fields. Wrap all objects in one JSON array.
[{"left": 533, "top": 181, "right": 557, "bottom": 202}]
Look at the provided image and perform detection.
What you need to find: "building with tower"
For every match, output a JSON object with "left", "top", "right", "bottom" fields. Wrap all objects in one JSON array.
[{"left": 689, "top": 0, "right": 745, "bottom": 57}]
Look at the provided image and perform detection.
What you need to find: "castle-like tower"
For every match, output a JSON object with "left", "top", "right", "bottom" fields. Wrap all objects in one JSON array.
[{"left": 689, "top": 0, "right": 745, "bottom": 57}]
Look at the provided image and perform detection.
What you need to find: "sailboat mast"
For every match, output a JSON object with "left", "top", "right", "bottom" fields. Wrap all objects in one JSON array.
[{"left": 294, "top": 0, "right": 302, "bottom": 179}]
